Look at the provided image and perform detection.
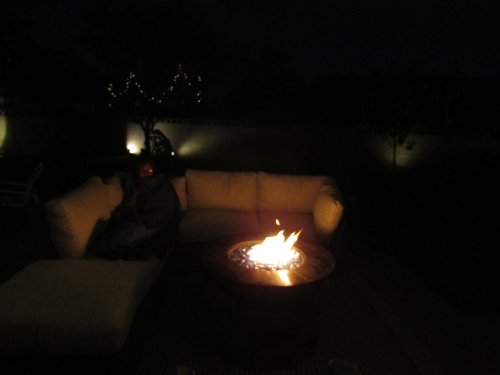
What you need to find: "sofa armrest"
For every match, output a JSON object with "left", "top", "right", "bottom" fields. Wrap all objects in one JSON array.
[
  {"left": 46, "top": 177, "right": 116, "bottom": 259},
  {"left": 170, "top": 176, "right": 187, "bottom": 213},
  {"left": 313, "top": 183, "right": 344, "bottom": 246}
]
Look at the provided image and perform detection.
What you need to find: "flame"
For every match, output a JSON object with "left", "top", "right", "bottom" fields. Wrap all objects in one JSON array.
[
  {"left": 247, "top": 229, "right": 301, "bottom": 269},
  {"left": 277, "top": 270, "right": 291, "bottom": 285}
]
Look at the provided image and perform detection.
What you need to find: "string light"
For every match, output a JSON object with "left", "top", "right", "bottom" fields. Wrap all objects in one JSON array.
[{"left": 107, "top": 64, "right": 203, "bottom": 107}]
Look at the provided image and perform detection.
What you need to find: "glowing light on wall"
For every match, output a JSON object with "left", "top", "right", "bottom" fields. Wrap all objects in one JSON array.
[
  {"left": 126, "top": 121, "right": 242, "bottom": 160},
  {"left": 0, "top": 116, "right": 7, "bottom": 149},
  {"left": 374, "top": 134, "right": 426, "bottom": 169},
  {"left": 126, "top": 123, "right": 144, "bottom": 155},
  {"left": 127, "top": 142, "right": 141, "bottom": 154}
]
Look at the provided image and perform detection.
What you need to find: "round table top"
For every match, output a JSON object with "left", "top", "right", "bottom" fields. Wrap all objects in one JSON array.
[{"left": 197, "top": 234, "right": 335, "bottom": 287}]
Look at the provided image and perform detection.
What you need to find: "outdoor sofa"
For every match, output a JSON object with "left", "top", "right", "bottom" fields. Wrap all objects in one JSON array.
[
  {"left": 172, "top": 169, "right": 344, "bottom": 246},
  {"left": 0, "top": 169, "right": 343, "bottom": 357}
]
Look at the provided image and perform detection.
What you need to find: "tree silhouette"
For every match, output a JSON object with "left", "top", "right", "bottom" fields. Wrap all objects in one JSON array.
[
  {"left": 107, "top": 65, "right": 202, "bottom": 156},
  {"left": 368, "top": 63, "right": 431, "bottom": 172}
]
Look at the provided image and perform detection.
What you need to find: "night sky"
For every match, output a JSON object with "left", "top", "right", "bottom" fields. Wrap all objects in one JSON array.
[
  {"left": 205, "top": 0, "right": 500, "bottom": 77},
  {"left": 2, "top": 0, "right": 499, "bottom": 78}
]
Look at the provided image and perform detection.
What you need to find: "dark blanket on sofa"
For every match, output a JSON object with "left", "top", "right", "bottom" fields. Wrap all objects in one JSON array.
[{"left": 105, "top": 173, "right": 180, "bottom": 260}]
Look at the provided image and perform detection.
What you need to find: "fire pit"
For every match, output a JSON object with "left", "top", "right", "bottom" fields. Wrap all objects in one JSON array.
[
  {"left": 200, "top": 227, "right": 334, "bottom": 287},
  {"left": 197, "top": 228, "right": 335, "bottom": 368}
]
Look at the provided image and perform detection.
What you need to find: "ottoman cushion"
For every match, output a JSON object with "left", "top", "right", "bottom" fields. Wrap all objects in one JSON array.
[{"left": 0, "top": 259, "right": 160, "bottom": 354}]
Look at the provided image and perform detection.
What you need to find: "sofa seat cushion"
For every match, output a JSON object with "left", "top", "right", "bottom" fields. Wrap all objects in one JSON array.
[
  {"left": 258, "top": 211, "right": 318, "bottom": 245},
  {"left": 0, "top": 260, "right": 160, "bottom": 355},
  {"left": 179, "top": 209, "right": 260, "bottom": 243}
]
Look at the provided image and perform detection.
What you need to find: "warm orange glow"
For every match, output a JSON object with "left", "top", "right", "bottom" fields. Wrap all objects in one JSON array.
[
  {"left": 277, "top": 269, "right": 291, "bottom": 285},
  {"left": 247, "top": 229, "right": 301, "bottom": 269}
]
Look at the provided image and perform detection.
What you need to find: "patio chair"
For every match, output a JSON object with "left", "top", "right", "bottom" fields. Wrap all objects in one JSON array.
[{"left": 0, "top": 162, "right": 44, "bottom": 208}]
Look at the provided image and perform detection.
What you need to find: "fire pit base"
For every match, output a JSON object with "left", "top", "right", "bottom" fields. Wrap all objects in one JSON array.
[{"left": 204, "top": 279, "right": 325, "bottom": 369}]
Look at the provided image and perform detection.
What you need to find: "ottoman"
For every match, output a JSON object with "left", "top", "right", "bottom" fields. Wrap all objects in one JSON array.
[{"left": 0, "top": 259, "right": 161, "bottom": 354}]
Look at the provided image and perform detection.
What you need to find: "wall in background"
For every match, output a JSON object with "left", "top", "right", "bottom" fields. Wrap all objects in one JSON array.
[
  {"left": 129, "top": 119, "right": 500, "bottom": 176},
  {"left": 1, "top": 116, "right": 498, "bottom": 179}
]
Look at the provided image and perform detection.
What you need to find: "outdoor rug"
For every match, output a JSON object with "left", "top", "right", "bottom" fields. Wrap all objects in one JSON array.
[{"left": 133, "top": 270, "right": 439, "bottom": 375}]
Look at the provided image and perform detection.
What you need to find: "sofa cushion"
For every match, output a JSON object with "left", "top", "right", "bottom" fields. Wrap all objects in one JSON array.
[
  {"left": 186, "top": 169, "right": 257, "bottom": 212},
  {"left": 258, "top": 211, "right": 318, "bottom": 244},
  {"left": 179, "top": 209, "right": 260, "bottom": 243},
  {"left": 0, "top": 259, "right": 161, "bottom": 354},
  {"left": 257, "top": 172, "right": 326, "bottom": 213},
  {"left": 46, "top": 177, "right": 113, "bottom": 259}
]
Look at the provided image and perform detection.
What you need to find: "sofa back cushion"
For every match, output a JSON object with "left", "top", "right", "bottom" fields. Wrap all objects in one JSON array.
[
  {"left": 186, "top": 169, "right": 257, "bottom": 211},
  {"left": 257, "top": 172, "right": 326, "bottom": 213},
  {"left": 46, "top": 177, "right": 121, "bottom": 259}
]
